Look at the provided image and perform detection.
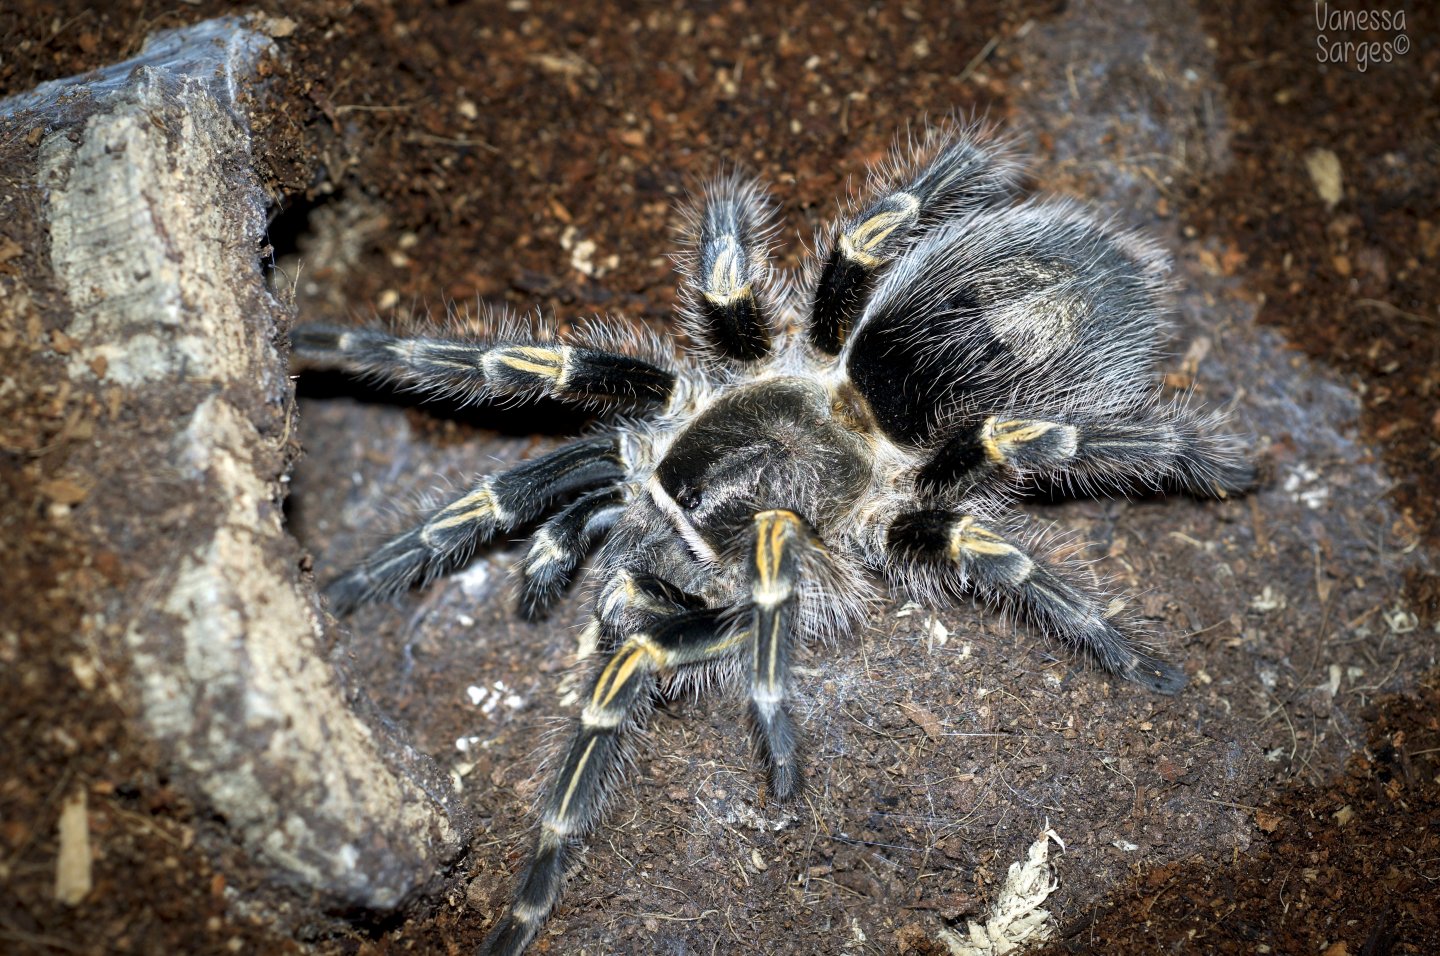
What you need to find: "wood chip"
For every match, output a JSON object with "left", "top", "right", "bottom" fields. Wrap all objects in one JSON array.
[
  {"left": 1253, "top": 808, "right": 1282, "bottom": 833},
  {"left": 40, "top": 477, "right": 90, "bottom": 504},
  {"left": 1305, "top": 148, "right": 1343, "bottom": 208},
  {"left": 898, "top": 701, "right": 943, "bottom": 741},
  {"left": 55, "top": 789, "right": 92, "bottom": 906}
]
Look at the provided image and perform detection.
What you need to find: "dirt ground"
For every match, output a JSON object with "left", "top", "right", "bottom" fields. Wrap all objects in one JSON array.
[{"left": 1, "top": 1, "right": 1437, "bottom": 955}]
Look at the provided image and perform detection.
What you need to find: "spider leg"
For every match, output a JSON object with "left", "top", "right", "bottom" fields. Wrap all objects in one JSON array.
[
  {"left": 917, "top": 416, "right": 1080, "bottom": 495},
  {"left": 809, "top": 125, "right": 1018, "bottom": 354},
  {"left": 482, "top": 606, "right": 742, "bottom": 956},
  {"left": 326, "top": 437, "right": 625, "bottom": 613},
  {"left": 887, "top": 509, "right": 1186, "bottom": 694},
  {"left": 593, "top": 569, "right": 707, "bottom": 646},
  {"left": 917, "top": 406, "right": 1255, "bottom": 499},
  {"left": 292, "top": 323, "right": 675, "bottom": 408},
  {"left": 1064, "top": 404, "right": 1257, "bottom": 498},
  {"left": 746, "top": 508, "right": 821, "bottom": 801},
  {"left": 518, "top": 486, "right": 629, "bottom": 619},
  {"left": 678, "top": 173, "right": 778, "bottom": 362}
]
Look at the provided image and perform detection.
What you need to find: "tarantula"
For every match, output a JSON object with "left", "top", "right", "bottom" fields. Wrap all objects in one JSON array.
[{"left": 291, "top": 123, "right": 1254, "bottom": 955}]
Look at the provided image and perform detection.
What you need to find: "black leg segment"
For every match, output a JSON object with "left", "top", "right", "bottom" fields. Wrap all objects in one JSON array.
[
  {"left": 809, "top": 125, "right": 1018, "bottom": 354},
  {"left": 678, "top": 174, "right": 777, "bottom": 362},
  {"left": 326, "top": 437, "right": 625, "bottom": 613},
  {"left": 746, "top": 509, "right": 823, "bottom": 801},
  {"left": 292, "top": 323, "right": 675, "bottom": 408},
  {"left": 887, "top": 509, "right": 1185, "bottom": 694},
  {"left": 481, "top": 607, "right": 740, "bottom": 956}
]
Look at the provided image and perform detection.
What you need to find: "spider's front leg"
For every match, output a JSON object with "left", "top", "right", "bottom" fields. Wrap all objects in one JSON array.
[
  {"left": 747, "top": 508, "right": 823, "bottom": 802},
  {"left": 482, "top": 604, "right": 742, "bottom": 956},
  {"left": 326, "top": 437, "right": 625, "bottom": 613},
  {"left": 917, "top": 404, "right": 1256, "bottom": 500},
  {"left": 886, "top": 509, "right": 1186, "bottom": 694}
]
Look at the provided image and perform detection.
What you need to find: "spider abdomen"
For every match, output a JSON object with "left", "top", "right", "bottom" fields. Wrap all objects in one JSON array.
[{"left": 844, "top": 199, "right": 1174, "bottom": 447}]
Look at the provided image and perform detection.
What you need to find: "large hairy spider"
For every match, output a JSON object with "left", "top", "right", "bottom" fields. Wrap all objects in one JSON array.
[{"left": 291, "top": 123, "right": 1254, "bottom": 955}]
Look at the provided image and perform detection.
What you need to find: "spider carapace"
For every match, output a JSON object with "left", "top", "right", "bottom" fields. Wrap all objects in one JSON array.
[{"left": 291, "top": 122, "right": 1255, "bottom": 955}]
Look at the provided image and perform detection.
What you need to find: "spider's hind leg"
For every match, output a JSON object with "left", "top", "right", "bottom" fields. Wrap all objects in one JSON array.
[
  {"left": 809, "top": 124, "right": 1019, "bottom": 354},
  {"left": 916, "top": 404, "right": 1256, "bottom": 501},
  {"left": 326, "top": 437, "right": 625, "bottom": 614},
  {"left": 887, "top": 509, "right": 1185, "bottom": 694}
]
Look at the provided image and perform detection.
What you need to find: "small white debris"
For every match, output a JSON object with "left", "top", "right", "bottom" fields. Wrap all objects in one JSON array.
[
  {"left": 894, "top": 601, "right": 924, "bottom": 618},
  {"left": 1112, "top": 839, "right": 1140, "bottom": 852},
  {"left": 560, "top": 225, "right": 617, "bottom": 278},
  {"left": 940, "top": 829, "right": 1062, "bottom": 955},
  {"left": 850, "top": 917, "right": 868, "bottom": 944},
  {"left": 1305, "top": 148, "right": 1344, "bottom": 208},
  {"left": 1384, "top": 605, "right": 1418, "bottom": 634},
  {"left": 55, "top": 789, "right": 91, "bottom": 906},
  {"left": 926, "top": 614, "right": 950, "bottom": 650},
  {"left": 1325, "top": 664, "right": 1343, "bottom": 697},
  {"left": 465, "top": 680, "right": 525, "bottom": 715},
  {"left": 1249, "top": 586, "right": 1287, "bottom": 613},
  {"left": 1282, "top": 464, "right": 1329, "bottom": 510},
  {"left": 722, "top": 802, "right": 795, "bottom": 832},
  {"left": 454, "top": 735, "right": 483, "bottom": 753},
  {"left": 456, "top": 613, "right": 475, "bottom": 627}
]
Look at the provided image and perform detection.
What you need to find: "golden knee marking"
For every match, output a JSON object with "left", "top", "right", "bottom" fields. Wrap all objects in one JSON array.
[
  {"left": 428, "top": 482, "right": 506, "bottom": 532},
  {"left": 486, "top": 345, "right": 566, "bottom": 382},
  {"left": 980, "top": 417, "right": 1078, "bottom": 464},
  {"left": 599, "top": 571, "right": 635, "bottom": 619},
  {"left": 705, "top": 237, "right": 750, "bottom": 302},
  {"left": 839, "top": 192, "right": 919, "bottom": 267},
  {"left": 525, "top": 528, "right": 568, "bottom": 572},
  {"left": 753, "top": 510, "right": 801, "bottom": 604},
  {"left": 703, "top": 284, "right": 755, "bottom": 309},
  {"left": 589, "top": 638, "right": 659, "bottom": 710},
  {"left": 946, "top": 516, "right": 1034, "bottom": 583}
]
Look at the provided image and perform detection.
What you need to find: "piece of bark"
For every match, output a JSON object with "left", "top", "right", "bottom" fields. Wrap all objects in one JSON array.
[{"left": 1, "top": 17, "right": 469, "bottom": 910}]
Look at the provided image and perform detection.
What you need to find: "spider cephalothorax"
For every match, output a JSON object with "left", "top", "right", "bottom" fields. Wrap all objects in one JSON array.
[{"left": 291, "top": 122, "right": 1254, "bottom": 955}]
